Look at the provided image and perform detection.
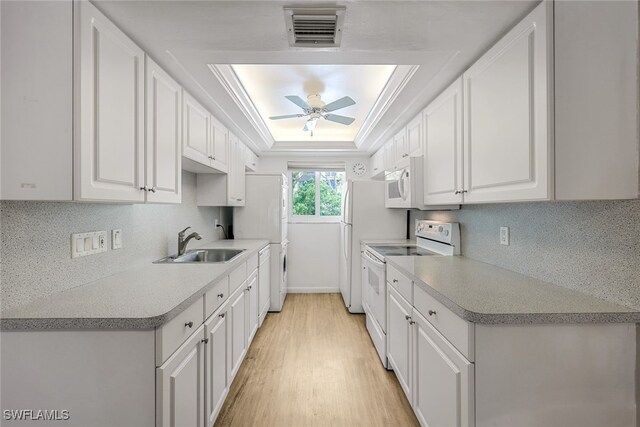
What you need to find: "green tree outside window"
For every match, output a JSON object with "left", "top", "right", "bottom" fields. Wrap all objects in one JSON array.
[{"left": 291, "top": 170, "right": 345, "bottom": 218}]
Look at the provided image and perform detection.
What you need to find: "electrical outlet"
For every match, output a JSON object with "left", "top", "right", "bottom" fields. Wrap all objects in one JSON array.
[
  {"left": 500, "top": 227, "right": 510, "bottom": 246},
  {"left": 112, "top": 229, "right": 123, "bottom": 250},
  {"left": 72, "top": 231, "right": 108, "bottom": 258}
]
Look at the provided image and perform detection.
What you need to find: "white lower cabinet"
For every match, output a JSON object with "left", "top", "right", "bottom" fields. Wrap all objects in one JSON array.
[
  {"left": 229, "top": 286, "right": 247, "bottom": 379},
  {"left": 387, "top": 285, "right": 413, "bottom": 400},
  {"left": 157, "top": 325, "right": 206, "bottom": 427},
  {"left": 258, "top": 247, "right": 271, "bottom": 326},
  {"left": 205, "top": 304, "right": 230, "bottom": 426},
  {"left": 246, "top": 271, "right": 259, "bottom": 345},
  {"left": 413, "top": 309, "right": 474, "bottom": 427}
]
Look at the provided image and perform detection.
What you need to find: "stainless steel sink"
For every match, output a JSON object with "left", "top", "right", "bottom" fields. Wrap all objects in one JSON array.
[{"left": 154, "top": 248, "right": 245, "bottom": 264}]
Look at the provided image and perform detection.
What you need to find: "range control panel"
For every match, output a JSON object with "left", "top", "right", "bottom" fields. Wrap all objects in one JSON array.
[{"left": 415, "top": 220, "right": 459, "bottom": 246}]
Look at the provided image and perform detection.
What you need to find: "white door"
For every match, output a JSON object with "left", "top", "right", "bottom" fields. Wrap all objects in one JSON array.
[
  {"left": 157, "top": 325, "right": 205, "bottom": 427},
  {"left": 229, "top": 287, "right": 246, "bottom": 379},
  {"left": 205, "top": 308, "right": 229, "bottom": 426},
  {"left": 364, "top": 251, "right": 387, "bottom": 333},
  {"left": 338, "top": 223, "right": 352, "bottom": 308},
  {"left": 463, "top": 2, "right": 551, "bottom": 203},
  {"left": 182, "top": 91, "right": 211, "bottom": 166},
  {"left": 394, "top": 129, "right": 409, "bottom": 167},
  {"left": 413, "top": 309, "right": 474, "bottom": 427},
  {"left": 210, "top": 116, "right": 228, "bottom": 173},
  {"left": 258, "top": 248, "right": 271, "bottom": 324},
  {"left": 145, "top": 56, "right": 181, "bottom": 203},
  {"left": 406, "top": 114, "right": 423, "bottom": 157},
  {"left": 245, "top": 272, "right": 259, "bottom": 346},
  {"left": 424, "top": 78, "right": 464, "bottom": 205},
  {"left": 77, "top": 1, "right": 145, "bottom": 202},
  {"left": 387, "top": 286, "right": 412, "bottom": 401}
]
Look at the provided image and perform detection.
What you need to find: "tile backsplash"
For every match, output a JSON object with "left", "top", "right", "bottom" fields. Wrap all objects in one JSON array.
[
  {"left": 1, "top": 171, "right": 222, "bottom": 311},
  {"left": 411, "top": 199, "right": 640, "bottom": 310}
]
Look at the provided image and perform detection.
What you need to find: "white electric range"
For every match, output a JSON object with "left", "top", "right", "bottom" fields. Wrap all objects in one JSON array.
[{"left": 362, "top": 220, "right": 460, "bottom": 368}]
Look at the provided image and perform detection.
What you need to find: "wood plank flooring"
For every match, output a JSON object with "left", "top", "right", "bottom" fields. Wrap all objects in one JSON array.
[{"left": 215, "top": 293, "right": 419, "bottom": 427}]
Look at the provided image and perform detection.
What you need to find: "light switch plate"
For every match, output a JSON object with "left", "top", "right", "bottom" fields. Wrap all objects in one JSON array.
[
  {"left": 112, "top": 229, "right": 123, "bottom": 250},
  {"left": 500, "top": 227, "right": 510, "bottom": 246},
  {"left": 72, "top": 231, "right": 107, "bottom": 258}
]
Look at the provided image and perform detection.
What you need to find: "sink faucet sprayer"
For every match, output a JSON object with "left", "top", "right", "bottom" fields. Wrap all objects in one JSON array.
[{"left": 178, "top": 227, "right": 202, "bottom": 256}]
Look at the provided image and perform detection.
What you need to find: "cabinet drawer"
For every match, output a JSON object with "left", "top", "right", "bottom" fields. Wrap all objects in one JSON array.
[
  {"left": 229, "top": 262, "right": 247, "bottom": 294},
  {"left": 204, "top": 276, "right": 230, "bottom": 319},
  {"left": 246, "top": 252, "right": 258, "bottom": 275},
  {"left": 155, "top": 296, "right": 205, "bottom": 365},
  {"left": 387, "top": 264, "right": 413, "bottom": 304},
  {"left": 414, "top": 285, "right": 474, "bottom": 361}
]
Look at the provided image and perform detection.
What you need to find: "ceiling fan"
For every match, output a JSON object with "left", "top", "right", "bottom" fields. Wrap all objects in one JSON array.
[{"left": 269, "top": 94, "right": 356, "bottom": 137}]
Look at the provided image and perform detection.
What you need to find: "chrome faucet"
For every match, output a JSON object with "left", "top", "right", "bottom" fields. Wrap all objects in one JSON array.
[{"left": 178, "top": 227, "right": 202, "bottom": 256}]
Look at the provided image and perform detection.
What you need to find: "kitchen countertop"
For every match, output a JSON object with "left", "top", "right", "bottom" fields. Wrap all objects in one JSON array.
[
  {"left": 0, "top": 239, "right": 270, "bottom": 330},
  {"left": 386, "top": 256, "right": 640, "bottom": 324}
]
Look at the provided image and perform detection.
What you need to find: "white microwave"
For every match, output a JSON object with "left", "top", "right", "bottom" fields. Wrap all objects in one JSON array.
[{"left": 385, "top": 157, "right": 430, "bottom": 209}]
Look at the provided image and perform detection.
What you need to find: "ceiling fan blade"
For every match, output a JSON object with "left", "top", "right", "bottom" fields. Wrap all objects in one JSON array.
[
  {"left": 324, "top": 114, "right": 355, "bottom": 125},
  {"left": 323, "top": 96, "right": 356, "bottom": 112},
  {"left": 269, "top": 114, "right": 304, "bottom": 120},
  {"left": 285, "top": 95, "right": 310, "bottom": 111}
]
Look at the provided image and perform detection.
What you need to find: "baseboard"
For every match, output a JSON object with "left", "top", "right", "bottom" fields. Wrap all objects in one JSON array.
[{"left": 287, "top": 287, "right": 340, "bottom": 294}]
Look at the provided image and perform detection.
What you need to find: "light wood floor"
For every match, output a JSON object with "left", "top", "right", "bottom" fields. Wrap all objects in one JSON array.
[{"left": 215, "top": 293, "right": 419, "bottom": 427}]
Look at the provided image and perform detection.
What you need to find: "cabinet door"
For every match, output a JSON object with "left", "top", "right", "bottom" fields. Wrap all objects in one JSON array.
[
  {"left": 383, "top": 140, "right": 395, "bottom": 171},
  {"left": 211, "top": 116, "right": 228, "bottom": 173},
  {"left": 413, "top": 310, "right": 474, "bottom": 427},
  {"left": 394, "top": 129, "right": 408, "bottom": 167},
  {"left": 462, "top": 2, "right": 551, "bottom": 203},
  {"left": 245, "top": 272, "right": 259, "bottom": 346},
  {"left": 227, "top": 133, "right": 239, "bottom": 204},
  {"left": 387, "top": 286, "right": 412, "bottom": 400},
  {"left": 235, "top": 141, "right": 246, "bottom": 205},
  {"left": 205, "top": 307, "right": 229, "bottom": 426},
  {"left": 406, "top": 114, "right": 423, "bottom": 157},
  {"left": 229, "top": 287, "right": 246, "bottom": 379},
  {"left": 371, "top": 150, "right": 384, "bottom": 177},
  {"left": 258, "top": 251, "right": 271, "bottom": 324},
  {"left": 424, "top": 78, "right": 464, "bottom": 205},
  {"left": 146, "top": 57, "right": 181, "bottom": 203},
  {"left": 157, "top": 325, "right": 205, "bottom": 427},
  {"left": 77, "top": 1, "right": 145, "bottom": 202},
  {"left": 182, "top": 91, "right": 211, "bottom": 166}
]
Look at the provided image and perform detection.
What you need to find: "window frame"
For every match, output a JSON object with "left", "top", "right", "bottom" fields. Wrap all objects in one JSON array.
[{"left": 288, "top": 169, "right": 345, "bottom": 223}]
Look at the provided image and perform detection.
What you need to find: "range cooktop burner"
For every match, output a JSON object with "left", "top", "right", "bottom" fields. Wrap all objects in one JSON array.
[{"left": 369, "top": 245, "right": 437, "bottom": 257}]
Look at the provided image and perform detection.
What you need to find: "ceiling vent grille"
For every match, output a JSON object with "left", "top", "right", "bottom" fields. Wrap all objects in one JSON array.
[{"left": 284, "top": 7, "right": 345, "bottom": 47}]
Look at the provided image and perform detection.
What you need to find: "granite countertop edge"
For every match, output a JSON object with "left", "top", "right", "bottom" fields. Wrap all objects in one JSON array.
[
  {"left": 384, "top": 257, "right": 640, "bottom": 325},
  {"left": 0, "top": 240, "right": 270, "bottom": 331}
]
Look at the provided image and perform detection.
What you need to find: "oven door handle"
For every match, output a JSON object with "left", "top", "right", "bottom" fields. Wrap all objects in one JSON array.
[{"left": 364, "top": 250, "right": 385, "bottom": 268}]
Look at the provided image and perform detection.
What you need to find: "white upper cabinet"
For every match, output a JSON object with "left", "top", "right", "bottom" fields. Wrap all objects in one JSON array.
[
  {"left": 383, "top": 139, "right": 395, "bottom": 171},
  {"left": 244, "top": 148, "right": 259, "bottom": 172},
  {"left": 423, "top": 78, "right": 464, "bottom": 205},
  {"left": 405, "top": 114, "right": 423, "bottom": 158},
  {"left": 196, "top": 133, "right": 246, "bottom": 207},
  {"left": 462, "top": 2, "right": 552, "bottom": 203},
  {"left": 76, "top": 0, "right": 146, "bottom": 202},
  {"left": 182, "top": 91, "right": 212, "bottom": 172},
  {"left": 145, "top": 57, "right": 182, "bottom": 204},
  {"left": 393, "top": 129, "right": 409, "bottom": 168},
  {"left": 210, "top": 116, "right": 228, "bottom": 173},
  {"left": 370, "top": 149, "right": 384, "bottom": 178}
]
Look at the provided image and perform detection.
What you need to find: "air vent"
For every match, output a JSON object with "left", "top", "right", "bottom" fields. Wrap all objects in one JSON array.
[{"left": 284, "top": 7, "right": 345, "bottom": 47}]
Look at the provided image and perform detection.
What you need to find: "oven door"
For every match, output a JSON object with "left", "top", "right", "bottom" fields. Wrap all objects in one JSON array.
[
  {"left": 385, "top": 168, "right": 411, "bottom": 208},
  {"left": 364, "top": 249, "right": 387, "bottom": 333}
]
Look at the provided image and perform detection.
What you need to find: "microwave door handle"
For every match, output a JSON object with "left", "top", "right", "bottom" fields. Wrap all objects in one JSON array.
[
  {"left": 398, "top": 170, "right": 407, "bottom": 201},
  {"left": 364, "top": 251, "right": 385, "bottom": 268}
]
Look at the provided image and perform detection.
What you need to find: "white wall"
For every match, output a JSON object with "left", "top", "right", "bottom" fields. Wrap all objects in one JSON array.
[{"left": 257, "top": 155, "right": 369, "bottom": 293}]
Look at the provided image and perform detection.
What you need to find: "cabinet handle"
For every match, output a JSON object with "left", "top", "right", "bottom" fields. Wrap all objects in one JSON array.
[
  {"left": 409, "top": 320, "right": 416, "bottom": 325},
  {"left": 461, "top": 190, "right": 468, "bottom": 194},
  {"left": 393, "top": 279, "right": 398, "bottom": 283},
  {"left": 140, "top": 186, "right": 148, "bottom": 192},
  {"left": 454, "top": 190, "right": 461, "bottom": 195},
  {"left": 237, "top": 198, "right": 243, "bottom": 202},
  {"left": 428, "top": 310, "right": 436, "bottom": 316},
  {"left": 149, "top": 187, "right": 156, "bottom": 193},
  {"left": 185, "top": 321, "right": 194, "bottom": 328},
  {"left": 217, "top": 293, "right": 224, "bottom": 298},
  {"left": 219, "top": 313, "right": 226, "bottom": 318},
  {"left": 201, "top": 338, "right": 209, "bottom": 344},
  {"left": 405, "top": 315, "right": 411, "bottom": 321}
]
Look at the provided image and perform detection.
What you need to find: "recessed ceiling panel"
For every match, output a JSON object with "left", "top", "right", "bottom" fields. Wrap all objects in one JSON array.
[{"left": 230, "top": 64, "right": 396, "bottom": 142}]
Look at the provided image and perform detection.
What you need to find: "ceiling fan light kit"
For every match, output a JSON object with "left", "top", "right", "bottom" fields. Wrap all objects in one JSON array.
[{"left": 269, "top": 93, "right": 356, "bottom": 137}]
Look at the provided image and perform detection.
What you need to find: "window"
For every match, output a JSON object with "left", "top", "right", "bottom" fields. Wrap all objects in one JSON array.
[{"left": 290, "top": 170, "right": 345, "bottom": 221}]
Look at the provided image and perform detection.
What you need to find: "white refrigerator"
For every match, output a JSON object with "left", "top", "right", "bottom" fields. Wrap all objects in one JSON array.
[
  {"left": 339, "top": 180, "right": 406, "bottom": 313},
  {"left": 234, "top": 174, "right": 289, "bottom": 312}
]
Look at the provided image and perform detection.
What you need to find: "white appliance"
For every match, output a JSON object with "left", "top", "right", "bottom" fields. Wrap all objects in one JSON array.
[
  {"left": 339, "top": 180, "right": 406, "bottom": 313},
  {"left": 363, "top": 220, "right": 460, "bottom": 367},
  {"left": 385, "top": 157, "right": 425, "bottom": 209},
  {"left": 234, "top": 173, "right": 289, "bottom": 311}
]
